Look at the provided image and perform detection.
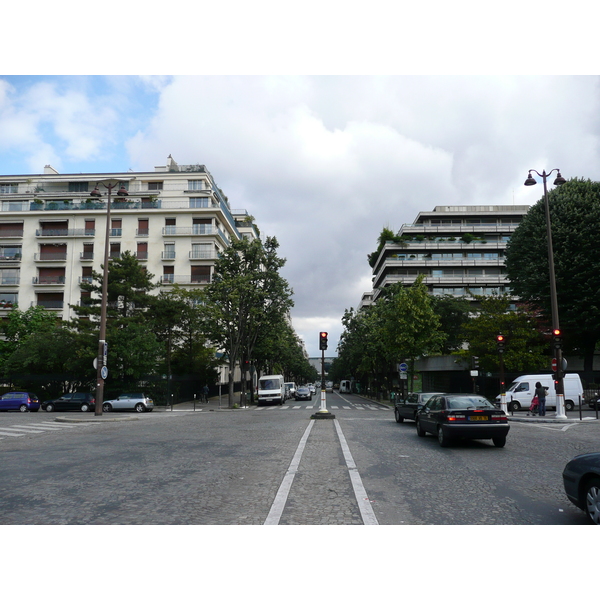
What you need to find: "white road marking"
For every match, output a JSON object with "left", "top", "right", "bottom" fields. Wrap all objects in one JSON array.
[
  {"left": 1, "top": 426, "right": 47, "bottom": 434},
  {"left": 0, "top": 429, "right": 26, "bottom": 437},
  {"left": 334, "top": 420, "right": 379, "bottom": 526},
  {"left": 264, "top": 420, "right": 315, "bottom": 525}
]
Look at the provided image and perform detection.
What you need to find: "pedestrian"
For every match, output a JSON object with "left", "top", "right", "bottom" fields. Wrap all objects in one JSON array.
[
  {"left": 202, "top": 384, "right": 209, "bottom": 403},
  {"left": 535, "top": 381, "right": 547, "bottom": 416}
]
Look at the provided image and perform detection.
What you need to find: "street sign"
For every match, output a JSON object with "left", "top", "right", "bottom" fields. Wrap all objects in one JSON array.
[
  {"left": 551, "top": 358, "right": 557, "bottom": 372},
  {"left": 552, "top": 357, "right": 568, "bottom": 372},
  {"left": 399, "top": 363, "right": 408, "bottom": 372},
  {"left": 400, "top": 373, "right": 407, "bottom": 379},
  {"left": 101, "top": 366, "right": 108, "bottom": 380}
]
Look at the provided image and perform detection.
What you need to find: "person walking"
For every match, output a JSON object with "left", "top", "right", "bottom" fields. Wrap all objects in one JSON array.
[
  {"left": 535, "top": 381, "right": 547, "bottom": 416},
  {"left": 202, "top": 384, "right": 210, "bottom": 403}
]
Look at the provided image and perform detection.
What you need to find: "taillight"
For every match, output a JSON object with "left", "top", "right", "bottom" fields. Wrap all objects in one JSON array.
[
  {"left": 492, "top": 414, "right": 507, "bottom": 422},
  {"left": 446, "top": 413, "right": 466, "bottom": 421}
]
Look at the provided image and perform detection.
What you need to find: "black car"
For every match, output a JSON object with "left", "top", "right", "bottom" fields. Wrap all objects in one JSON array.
[
  {"left": 562, "top": 452, "right": 600, "bottom": 524},
  {"left": 415, "top": 393, "right": 510, "bottom": 447},
  {"left": 394, "top": 392, "right": 442, "bottom": 423},
  {"left": 295, "top": 386, "right": 311, "bottom": 401},
  {"left": 42, "top": 392, "right": 96, "bottom": 412}
]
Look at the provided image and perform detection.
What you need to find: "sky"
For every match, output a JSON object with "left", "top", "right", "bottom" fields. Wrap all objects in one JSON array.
[{"left": 2, "top": 74, "right": 600, "bottom": 356}]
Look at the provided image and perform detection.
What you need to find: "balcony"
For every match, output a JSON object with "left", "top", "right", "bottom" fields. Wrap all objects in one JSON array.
[
  {"left": 135, "top": 252, "right": 148, "bottom": 260},
  {"left": 32, "top": 276, "right": 66, "bottom": 285},
  {"left": 161, "top": 251, "right": 176, "bottom": 260},
  {"left": 0, "top": 254, "right": 22, "bottom": 262},
  {"left": 189, "top": 250, "right": 218, "bottom": 260},
  {"left": 80, "top": 252, "right": 94, "bottom": 261},
  {"left": 36, "top": 228, "right": 95, "bottom": 237},
  {"left": 35, "top": 300, "right": 64, "bottom": 309},
  {"left": 34, "top": 253, "right": 67, "bottom": 262},
  {"left": 0, "top": 276, "right": 20, "bottom": 285},
  {"left": 160, "top": 275, "right": 211, "bottom": 285}
]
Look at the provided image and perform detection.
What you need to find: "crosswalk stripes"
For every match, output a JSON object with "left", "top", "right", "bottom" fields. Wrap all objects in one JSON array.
[
  {"left": 253, "top": 405, "right": 390, "bottom": 411},
  {"left": 0, "top": 420, "right": 84, "bottom": 442}
]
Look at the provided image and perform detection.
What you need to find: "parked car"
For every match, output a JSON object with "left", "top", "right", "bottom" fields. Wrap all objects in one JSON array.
[
  {"left": 415, "top": 393, "right": 510, "bottom": 447},
  {"left": 394, "top": 392, "right": 443, "bottom": 423},
  {"left": 562, "top": 452, "right": 600, "bottom": 524},
  {"left": 0, "top": 391, "right": 40, "bottom": 412},
  {"left": 42, "top": 392, "right": 95, "bottom": 413},
  {"left": 103, "top": 393, "right": 154, "bottom": 413},
  {"left": 295, "top": 386, "right": 311, "bottom": 401}
]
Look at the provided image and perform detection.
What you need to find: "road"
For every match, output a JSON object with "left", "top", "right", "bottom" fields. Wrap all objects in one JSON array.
[{"left": 0, "top": 391, "right": 598, "bottom": 526}]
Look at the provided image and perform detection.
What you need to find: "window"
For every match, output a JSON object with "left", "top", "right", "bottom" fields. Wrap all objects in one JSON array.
[
  {"left": 189, "top": 197, "right": 209, "bottom": 208},
  {"left": 111, "top": 219, "right": 122, "bottom": 236},
  {"left": 0, "top": 245, "right": 21, "bottom": 259},
  {"left": 163, "top": 266, "right": 174, "bottom": 283},
  {"left": 110, "top": 243, "right": 121, "bottom": 259},
  {"left": 148, "top": 181, "right": 163, "bottom": 191},
  {"left": 188, "top": 180, "right": 204, "bottom": 190},
  {"left": 163, "top": 243, "right": 175, "bottom": 259},
  {"left": 0, "top": 222, "right": 24, "bottom": 237},
  {"left": 0, "top": 293, "right": 18, "bottom": 306},
  {"left": 191, "top": 265, "right": 210, "bottom": 283},
  {"left": 137, "top": 219, "right": 149, "bottom": 236},
  {"left": 82, "top": 243, "right": 94, "bottom": 260},
  {"left": 81, "top": 266, "right": 93, "bottom": 283},
  {"left": 85, "top": 220, "right": 95, "bottom": 235},
  {"left": 0, "top": 183, "right": 18, "bottom": 194},
  {"left": 68, "top": 182, "right": 89, "bottom": 193},
  {"left": 0, "top": 269, "right": 19, "bottom": 284},
  {"left": 191, "top": 243, "right": 213, "bottom": 259},
  {"left": 137, "top": 242, "right": 148, "bottom": 260}
]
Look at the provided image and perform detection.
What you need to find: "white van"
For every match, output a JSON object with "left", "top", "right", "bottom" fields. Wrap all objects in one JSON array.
[
  {"left": 340, "top": 380, "right": 352, "bottom": 393},
  {"left": 257, "top": 375, "right": 285, "bottom": 406},
  {"left": 498, "top": 374, "right": 584, "bottom": 412}
]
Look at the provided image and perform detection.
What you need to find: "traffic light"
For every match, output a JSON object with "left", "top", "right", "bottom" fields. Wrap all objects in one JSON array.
[
  {"left": 552, "top": 328, "right": 563, "bottom": 350},
  {"left": 471, "top": 356, "right": 479, "bottom": 370},
  {"left": 496, "top": 334, "right": 505, "bottom": 353},
  {"left": 319, "top": 331, "right": 328, "bottom": 351}
]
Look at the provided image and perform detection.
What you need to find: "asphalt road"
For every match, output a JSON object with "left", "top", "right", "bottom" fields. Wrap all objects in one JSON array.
[{"left": 0, "top": 391, "right": 598, "bottom": 526}]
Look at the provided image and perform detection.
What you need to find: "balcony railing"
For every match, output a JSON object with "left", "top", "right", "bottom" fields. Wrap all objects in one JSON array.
[
  {"left": 0, "top": 254, "right": 22, "bottom": 262},
  {"left": 0, "top": 277, "right": 20, "bottom": 285},
  {"left": 36, "top": 228, "right": 95, "bottom": 237},
  {"left": 160, "top": 275, "right": 211, "bottom": 285},
  {"left": 80, "top": 252, "right": 94, "bottom": 260},
  {"left": 35, "top": 300, "right": 64, "bottom": 309},
  {"left": 32, "top": 276, "right": 66, "bottom": 285},
  {"left": 189, "top": 251, "right": 218, "bottom": 260},
  {"left": 34, "top": 253, "right": 67, "bottom": 261},
  {"left": 135, "top": 252, "right": 148, "bottom": 260},
  {"left": 161, "top": 251, "right": 176, "bottom": 259}
]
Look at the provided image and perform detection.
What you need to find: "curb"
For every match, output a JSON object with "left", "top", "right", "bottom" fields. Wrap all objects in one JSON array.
[{"left": 54, "top": 415, "right": 140, "bottom": 423}]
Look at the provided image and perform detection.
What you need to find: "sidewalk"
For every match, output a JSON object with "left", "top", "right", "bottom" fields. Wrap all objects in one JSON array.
[{"left": 155, "top": 392, "right": 250, "bottom": 411}]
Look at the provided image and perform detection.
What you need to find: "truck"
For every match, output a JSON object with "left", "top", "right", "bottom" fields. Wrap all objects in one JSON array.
[
  {"left": 340, "top": 380, "right": 352, "bottom": 393},
  {"left": 257, "top": 375, "right": 285, "bottom": 406},
  {"left": 497, "top": 373, "right": 584, "bottom": 412}
]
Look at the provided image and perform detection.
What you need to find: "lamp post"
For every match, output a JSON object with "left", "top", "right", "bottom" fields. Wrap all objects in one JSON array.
[
  {"left": 90, "top": 181, "right": 128, "bottom": 416},
  {"left": 524, "top": 169, "right": 567, "bottom": 418}
]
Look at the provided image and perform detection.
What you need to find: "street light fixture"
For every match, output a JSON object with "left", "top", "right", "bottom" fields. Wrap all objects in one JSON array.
[
  {"left": 92, "top": 180, "right": 128, "bottom": 416},
  {"left": 523, "top": 168, "right": 567, "bottom": 418}
]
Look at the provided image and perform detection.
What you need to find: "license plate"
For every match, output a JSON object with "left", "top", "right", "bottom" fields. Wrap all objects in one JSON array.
[{"left": 469, "top": 415, "right": 488, "bottom": 421}]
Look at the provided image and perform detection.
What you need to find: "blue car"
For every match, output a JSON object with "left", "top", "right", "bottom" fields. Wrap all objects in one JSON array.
[{"left": 0, "top": 391, "right": 41, "bottom": 412}]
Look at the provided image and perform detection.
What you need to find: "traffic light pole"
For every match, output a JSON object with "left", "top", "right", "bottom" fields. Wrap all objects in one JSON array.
[{"left": 312, "top": 332, "right": 334, "bottom": 420}]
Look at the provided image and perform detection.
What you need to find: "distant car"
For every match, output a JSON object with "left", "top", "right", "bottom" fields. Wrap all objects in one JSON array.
[
  {"left": 42, "top": 392, "right": 95, "bottom": 413},
  {"left": 284, "top": 382, "right": 297, "bottom": 400},
  {"left": 325, "top": 382, "right": 333, "bottom": 393},
  {"left": 394, "top": 392, "right": 443, "bottom": 423},
  {"left": 295, "top": 386, "right": 311, "bottom": 401},
  {"left": 0, "top": 391, "right": 40, "bottom": 412},
  {"left": 415, "top": 393, "right": 510, "bottom": 447},
  {"left": 562, "top": 452, "right": 600, "bottom": 524},
  {"left": 103, "top": 393, "right": 154, "bottom": 413},
  {"left": 308, "top": 384, "right": 316, "bottom": 395}
]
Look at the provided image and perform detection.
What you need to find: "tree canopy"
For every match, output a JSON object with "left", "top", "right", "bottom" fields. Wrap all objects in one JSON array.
[{"left": 505, "top": 177, "right": 600, "bottom": 374}]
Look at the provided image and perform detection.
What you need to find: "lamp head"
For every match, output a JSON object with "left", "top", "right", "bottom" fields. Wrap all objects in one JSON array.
[
  {"left": 553, "top": 172, "right": 566, "bottom": 185},
  {"left": 524, "top": 173, "right": 537, "bottom": 186}
]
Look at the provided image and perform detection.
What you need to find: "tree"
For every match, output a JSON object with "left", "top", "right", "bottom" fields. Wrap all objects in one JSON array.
[
  {"left": 201, "top": 237, "right": 293, "bottom": 406},
  {"left": 454, "top": 294, "right": 547, "bottom": 374},
  {"left": 429, "top": 294, "right": 470, "bottom": 353},
  {"left": 505, "top": 178, "right": 600, "bottom": 378}
]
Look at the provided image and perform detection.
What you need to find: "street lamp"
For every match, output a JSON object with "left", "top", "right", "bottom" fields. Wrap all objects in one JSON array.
[
  {"left": 524, "top": 168, "right": 567, "bottom": 418},
  {"left": 91, "top": 181, "right": 128, "bottom": 416}
]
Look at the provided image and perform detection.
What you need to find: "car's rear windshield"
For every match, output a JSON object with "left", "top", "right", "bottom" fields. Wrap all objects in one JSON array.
[{"left": 447, "top": 397, "right": 494, "bottom": 409}]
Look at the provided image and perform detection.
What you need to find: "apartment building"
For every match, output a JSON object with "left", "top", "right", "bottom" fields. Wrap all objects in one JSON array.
[
  {"left": 369, "top": 204, "right": 529, "bottom": 303},
  {"left": 0, "top": 156, "right": 259, "bottom": 320}
]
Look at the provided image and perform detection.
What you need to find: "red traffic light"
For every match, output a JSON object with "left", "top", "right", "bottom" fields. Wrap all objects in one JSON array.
[
  {"left": 320, "top": 332, "right": 327, "bottom": 338},
  {"left": 496, "top": 335, "right": 504, "bottom": 342},
  {"left": 553, "top": 329, "right": 561, "bottom": 336},
  {"left": 319, "top": 331, "right": 328, "bottom": 350}
]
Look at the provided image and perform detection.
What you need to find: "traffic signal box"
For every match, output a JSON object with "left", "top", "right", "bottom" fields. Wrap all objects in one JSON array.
[
  {"left": 496, "top": 334, "right": 505, "bottom": 353},
  {"left": 553, "top": 328, "right": 562, "bottom": 350},
  {"left": 319, "top": 331, "right": 328, "bottom": 351}
]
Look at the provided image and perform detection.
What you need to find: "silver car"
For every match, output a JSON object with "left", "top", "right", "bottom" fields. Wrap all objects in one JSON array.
[{"left": 103, "top": 393, "right": 154, "bottom": 413}]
